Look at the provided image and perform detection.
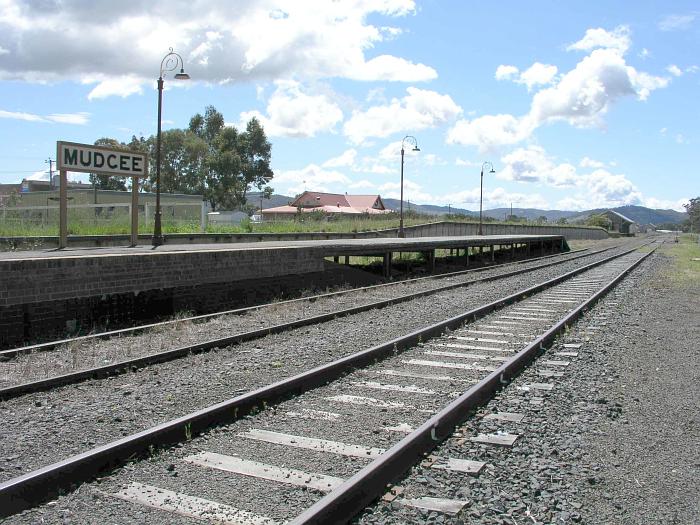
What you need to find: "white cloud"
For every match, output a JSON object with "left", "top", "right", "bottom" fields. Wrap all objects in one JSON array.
[
  {"left": 367, "top": 164, "right": 395, "bottom": 174},
  {"left": 350, "top": 55, "right": 437, "bottom": 82},
  {"left": 27, "top": 170, "right": 49, "bottom": 181},
  {"left": 349, "top": 179, "right": 376, "bottom": 189},
  {"left": 498, "top": 146, "right": 579, "bottom": 188},
  {"left": 660, "top": 127, "right": 667, "bottom": 135},
  {"left": 643, "top": 197, "right": 689, "bottom": 212},
  {"left": 495, "top": 65, "right": 519, "bottom": 81},
  {"left": 686, "top": 65, "right": 700, "bottom": 74},
  {"left": 241, "top": 80, "right": 343, "bottom": 138},
  {"left": 580, "top": 156, "right": 605, "bottom": 169},
  {"left": 0, "top": 1, "right": 434, "bottom": 98},
  {"left": 518, "top": 63, "right": 558, "bottom": 90},
  {"left": 83, "top": 75, "right": 146, "bottom": 100},
  {"left": 638, "top": 48, "right": 650, "bottom": 60},
  {"left": 323, "top": 149, "right": 357, "bottom": 168},
  {"left": 530, "top": 48, "right": 667, "bottom": 125},
  {"left": 666, "top": 64, "right": 683, "bottom": 77},
  {"left": 586, "top": 169, "right": 643, "bottom": 206},
  {"left": 343, "top": 87, "right": 462, "bottom": 144},
  {"left": 450, "top": 30, "right": 670, "bottom": 151},
  {"left": 658, "top": 14, "right": 696, "bottom": 31},
  {"left": 496, "top": 62, "right": 558, "bottom": 90},
  {"left": 46, "top": 112, "right": 90, "bottom": 125},
  {"left": 0, "top": 109, "right": 47, "bottom": 122},
  {"left": 0, "top": 45, "right": 9, "bottom": 56},
  {"left": 0, "top": 109, "right": 89, "bottom": 124},
  {"left": 455, "top": 157, "right": 479, "bottom": 167},
  {"left": 675, "top": 133, "right": 687, "bottom": 144},
  {"left": 274, "top": 163, "right": 351, "bottom": 194},
  {"left": 567, "top": 25, "right": 631, "bottom": 53},
  {"left": 447, "top": 114, "right": 533, "bottom": 151}
]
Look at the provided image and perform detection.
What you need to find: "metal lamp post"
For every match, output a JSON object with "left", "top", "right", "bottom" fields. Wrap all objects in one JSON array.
[
  {"left": 478, "top": 161, "right": 495, "bottom": 235},
  {"left": 153, "top": 48, "right": 190, "bottom": 247},
  {"left": 399, "top": 135, "right": 420, "bottom": 238}
]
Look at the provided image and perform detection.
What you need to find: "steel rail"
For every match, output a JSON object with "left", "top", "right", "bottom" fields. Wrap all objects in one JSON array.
[
  {"left": 292, "top": 245, "right": 658, "bottom": 525},
  {"left": 0, "top": 247, "right": 615, "bottom": 399},
  {"left": 0, "top": 247, "right": 593, "bottom": 358},
  {"left": 0, "top": 243, "right": 651, "bottom": 518}
]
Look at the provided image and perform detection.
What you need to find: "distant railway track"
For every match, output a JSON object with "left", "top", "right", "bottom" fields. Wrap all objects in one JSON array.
[
  {"left": 0, "top": 245, "right": 625, "bottom": 400},
  {"left": 0, "top": 241, "right": 657, "bottom": 520}
]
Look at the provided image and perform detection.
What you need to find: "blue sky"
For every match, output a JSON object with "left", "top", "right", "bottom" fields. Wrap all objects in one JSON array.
[{"left": 0, "top": 0, "right": 697, "bottom": 211}]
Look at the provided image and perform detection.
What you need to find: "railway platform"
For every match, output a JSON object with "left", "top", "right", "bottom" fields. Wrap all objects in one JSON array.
[{"left": 0, "top": 234, "right": 568, "bottom": 347}]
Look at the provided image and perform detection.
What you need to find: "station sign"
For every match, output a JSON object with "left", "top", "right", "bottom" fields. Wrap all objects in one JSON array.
[{"left": 57, "top": 141, "right": 147, "bottom": 177}]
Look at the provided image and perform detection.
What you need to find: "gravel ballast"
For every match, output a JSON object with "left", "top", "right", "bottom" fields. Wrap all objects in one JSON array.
[{"left": 357, "top": 247, "right": 698, "bottom": 524}]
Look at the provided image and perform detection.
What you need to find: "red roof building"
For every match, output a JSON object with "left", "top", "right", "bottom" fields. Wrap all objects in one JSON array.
[{"left": 262, "top": 191, "right": 391, "bottom": 219}]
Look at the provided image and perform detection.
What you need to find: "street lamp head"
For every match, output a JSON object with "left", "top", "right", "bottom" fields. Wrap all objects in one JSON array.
[
  {"left": 174, "top": 68, "right": 190, "bottom": 80},
  {"left": 401, "top": 135, "right": 419, "bottom": 152},
  {"left": 160, "top": 48, "right": 190, "bottom": 80},
  {"left": 489, "top": 167, "right": 495, "bottom": 174}
]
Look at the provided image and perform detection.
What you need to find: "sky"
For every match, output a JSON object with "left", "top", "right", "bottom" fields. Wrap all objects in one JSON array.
[{"left": 0, "top": 0, "right": 698, "bottom": 212}]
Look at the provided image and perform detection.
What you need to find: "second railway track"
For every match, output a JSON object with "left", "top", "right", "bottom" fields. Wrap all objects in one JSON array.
[{"left": 0, "top": 241, "right": 658, "bottom": 522}]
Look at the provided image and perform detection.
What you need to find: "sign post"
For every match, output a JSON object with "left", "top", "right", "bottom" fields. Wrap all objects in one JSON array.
[
  {"left": 59, "top": 169, "right": 68, "bottom": 248},
  {"left": 56, "top": 141, "right": 148, "bottom": 249}
]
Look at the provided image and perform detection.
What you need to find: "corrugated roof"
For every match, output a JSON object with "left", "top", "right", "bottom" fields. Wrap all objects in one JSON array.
[
  {"left": 290, "top": 191, "right": 385, "bottom": 211},
  {"left": 262, "top": 204, "right": 390, "bottom": 215},
  {"left": 604, "top": 209, "right": 636, "bottom": 223}
]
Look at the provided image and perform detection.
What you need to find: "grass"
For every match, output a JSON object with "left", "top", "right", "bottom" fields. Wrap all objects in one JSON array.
[
  {"left": 1, "top": 209, "right": 603, "bottom": 238},
  {"left": 658, "top": 233, "right": 700, "bottom": 286}
]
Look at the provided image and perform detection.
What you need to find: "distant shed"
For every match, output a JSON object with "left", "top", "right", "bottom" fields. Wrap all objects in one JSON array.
[{"left": 601, "top": 210, "right": 638, "bottom": 234}]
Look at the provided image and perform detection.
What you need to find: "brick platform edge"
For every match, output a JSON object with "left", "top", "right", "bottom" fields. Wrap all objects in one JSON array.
[{"left": 0, "top": 247, "right": 328, "bottom": 348}]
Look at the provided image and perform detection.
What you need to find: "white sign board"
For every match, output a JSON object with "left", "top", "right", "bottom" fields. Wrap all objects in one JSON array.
[{"left": 57, "top": 141, "right": 148, "bottom": 177}]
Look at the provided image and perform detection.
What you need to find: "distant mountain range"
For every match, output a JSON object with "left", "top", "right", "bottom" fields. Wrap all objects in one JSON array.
[
  {"left": 255, "top": 193, "right": 687, "bottom": 225},
  {"left": 382, "top": 199, "right": 687, "bottom": 225}
]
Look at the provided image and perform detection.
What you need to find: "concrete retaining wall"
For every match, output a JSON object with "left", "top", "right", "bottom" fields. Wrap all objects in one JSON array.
[{"left": 401, "top": 222, "right": 608, "bottom": 240}]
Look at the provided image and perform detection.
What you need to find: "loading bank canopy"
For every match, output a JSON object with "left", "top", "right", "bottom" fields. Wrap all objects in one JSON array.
[{"left": 56, "top": 141, "right": 148, "bottom": 248}]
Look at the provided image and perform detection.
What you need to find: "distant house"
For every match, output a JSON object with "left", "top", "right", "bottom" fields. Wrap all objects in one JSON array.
[
  {"left": 262, "top": 191, "right": 391, "bottom": 219},
  {"left": 600, "top": 209, "right": 639, "bottom": 234}
]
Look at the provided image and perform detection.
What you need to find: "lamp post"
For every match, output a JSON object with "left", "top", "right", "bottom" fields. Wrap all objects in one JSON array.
[
  {"left": 478, "top": 161, "right": 495, "bottom": 235},
  {"left": 399, "top": 135, "right": 420, "bottom": 238},
  {"left": 153, "top": 47, "right": 190, "bottom": 247}
]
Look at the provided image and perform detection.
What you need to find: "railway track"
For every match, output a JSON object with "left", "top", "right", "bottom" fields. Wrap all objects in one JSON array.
[
  {"left": 0, "top": 244, "right": 628, "bottom": 399},
  {"left": 0, "top": 242, "right": 657, "bottom": 522}
]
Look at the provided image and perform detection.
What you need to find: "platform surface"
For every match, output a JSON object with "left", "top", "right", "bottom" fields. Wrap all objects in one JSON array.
[{"left": 0, "top": 234, "right": 564, "bottom": 262}]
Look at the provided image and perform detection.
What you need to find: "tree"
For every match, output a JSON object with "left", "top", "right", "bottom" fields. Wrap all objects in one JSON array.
[
  {"left": 139, "top": 105, "right": 274, "bottom": 210},
  {"left": 586, "top": 214, "right": 612, "bottom": 229},
  {"left": 535, "top": 215, "right": 548, "bottom": 224},
  {"left": 187, "top": 107, "right": 273, "bottom": 210},
  {"left": 142, "top": 129, "right": 207, "bottom": 196},
  {"left": 89, "top": 138, "right": 128, "bottom": 190},
  {"left": 684, "top": 197, "right": 700, "bottom": 232},
  {"left": 556, "top": 217, "right": 568, "bottom": 225}
]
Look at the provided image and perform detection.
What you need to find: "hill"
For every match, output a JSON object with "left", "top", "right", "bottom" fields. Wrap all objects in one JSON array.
[{"left": 565, "top": 205, "right": 686, "bottom": 225}]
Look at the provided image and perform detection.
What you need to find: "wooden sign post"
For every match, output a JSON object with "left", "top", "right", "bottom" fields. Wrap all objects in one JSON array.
[{"left": 56, "top": 141, "right": 148, "bottom": 249}]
